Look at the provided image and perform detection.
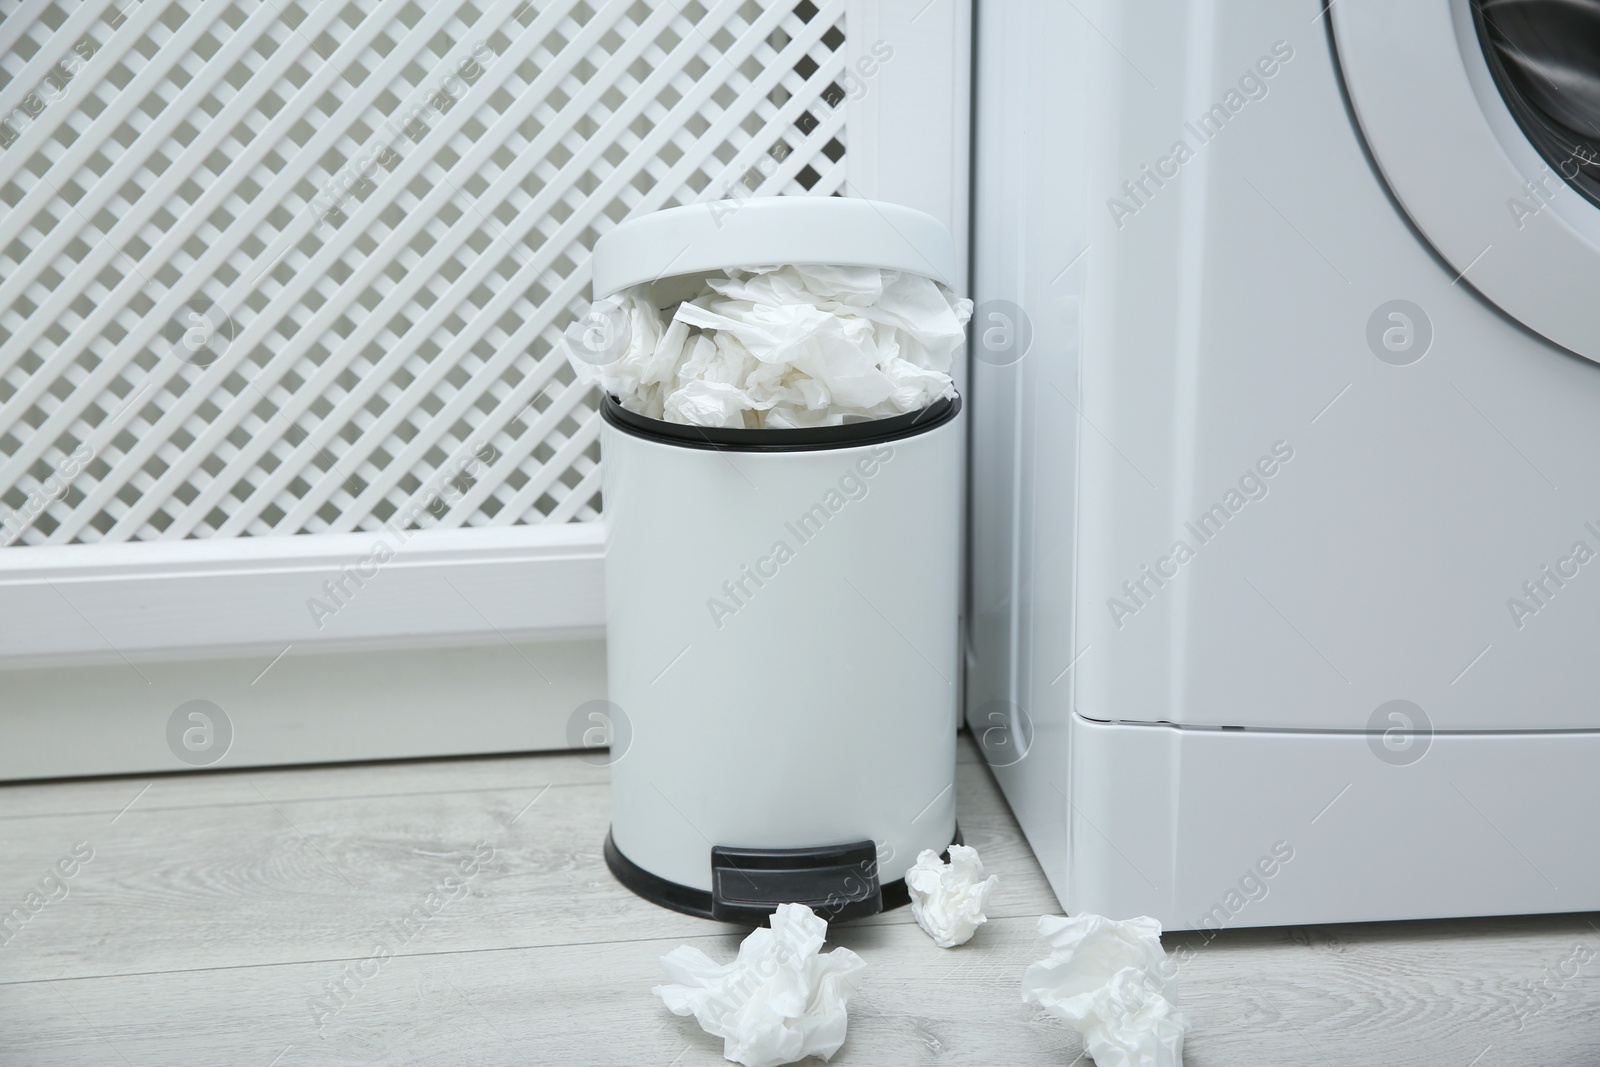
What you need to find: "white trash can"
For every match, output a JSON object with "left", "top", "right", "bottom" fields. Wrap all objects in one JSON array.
[{"left": 592, "top": 198, "right": 963, "bottom": 924}]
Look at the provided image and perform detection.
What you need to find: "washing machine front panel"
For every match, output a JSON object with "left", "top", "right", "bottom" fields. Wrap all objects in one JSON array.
[
  {"left": 1055, "top": 0, "right": 1600, "bottom": 735},
  {"left": 1332, "top": 0, "right": 1600, "bottom": 362}
]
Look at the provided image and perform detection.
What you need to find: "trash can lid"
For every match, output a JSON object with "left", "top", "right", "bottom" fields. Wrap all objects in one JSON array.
[{"left": 591, "top": 197, "right": 958, "bottom": 297}]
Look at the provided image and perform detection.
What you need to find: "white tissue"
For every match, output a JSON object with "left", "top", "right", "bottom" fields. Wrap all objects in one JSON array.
[
  {"left": 570, "top": 264, "right": 973, "bottom": 427},
  {"left": 653, "top": 902, "right": 866, "bottom": 1067},
  {"left": 905, "top": 844, "right": 999, "bottom": 948},
  {"left": 1020, "top": 914, "right": 1189, "bottom": 1067}
]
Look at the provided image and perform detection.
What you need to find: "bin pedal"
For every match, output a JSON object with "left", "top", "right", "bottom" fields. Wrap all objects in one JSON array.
[{"left": 710, "top": 840, "right": 882, "bottom": 925}]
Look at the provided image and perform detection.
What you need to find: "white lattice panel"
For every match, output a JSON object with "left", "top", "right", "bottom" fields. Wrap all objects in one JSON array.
[{"left": 0, "top": 0, "right": 849, "bottom": 546}]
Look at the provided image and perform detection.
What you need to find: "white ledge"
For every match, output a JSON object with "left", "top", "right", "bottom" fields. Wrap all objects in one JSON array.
[{"left": 0, "top": 523, "right": 607, "bottom": 667}]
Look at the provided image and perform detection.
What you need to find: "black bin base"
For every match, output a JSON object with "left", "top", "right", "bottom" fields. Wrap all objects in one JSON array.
[{"left": 603, "top": 826, "right": 962, "bottom": 926}]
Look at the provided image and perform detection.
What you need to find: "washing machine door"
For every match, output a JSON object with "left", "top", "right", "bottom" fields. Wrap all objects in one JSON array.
[{"left": 1333, "top": 0, "right": 1600, "bottom": 362}]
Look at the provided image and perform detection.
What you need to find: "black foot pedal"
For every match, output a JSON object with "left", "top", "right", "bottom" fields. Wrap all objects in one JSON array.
[{"left": 710, "top": 840, "right": 883, "bottom": 925}]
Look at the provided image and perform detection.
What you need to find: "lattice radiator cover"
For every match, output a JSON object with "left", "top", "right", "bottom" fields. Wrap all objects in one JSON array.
[{"left": 0, "top": 0, "right": 849, "bottom": 547}]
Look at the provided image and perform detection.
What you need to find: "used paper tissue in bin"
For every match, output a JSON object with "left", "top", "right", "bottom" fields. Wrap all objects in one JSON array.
[
  {"left": 1020, "top": 914, "right": 1189, "bottom": 1067},
  {"left": 568, "top": 264, "right": 973, "bottom": 428},
  {"left": 905, "top": 844, "right": 999, "bottom": 948},
  {"left": 653, "top": 902, "right": 866, "bottom": 1067}
]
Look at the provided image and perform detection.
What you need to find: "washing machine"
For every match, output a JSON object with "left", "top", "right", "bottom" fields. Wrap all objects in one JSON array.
[{"left": 968, "top": 0, "right": 1600, "bottom": 929}]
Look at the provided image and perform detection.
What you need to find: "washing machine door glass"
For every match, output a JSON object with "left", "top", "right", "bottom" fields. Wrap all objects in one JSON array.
[
  {"left": 1475, "top": 0, "right": 1600, "bottom": 208},
  {"left": 1332, "top": 0, "right": 1600, "bottom": 363}
]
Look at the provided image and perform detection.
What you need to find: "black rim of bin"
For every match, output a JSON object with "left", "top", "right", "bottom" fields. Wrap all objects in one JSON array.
[{"left": 600, "top": 393, "right": 962, "bottom": 451}]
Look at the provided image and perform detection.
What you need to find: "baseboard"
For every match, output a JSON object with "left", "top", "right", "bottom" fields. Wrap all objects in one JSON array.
[{"left": 0, "top": 638, "right": 606, "bottom": 780}]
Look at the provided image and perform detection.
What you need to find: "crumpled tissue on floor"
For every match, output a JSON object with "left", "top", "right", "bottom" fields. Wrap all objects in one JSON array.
[
  {"left": 904, "top": 844, "right": 999, "bottom": 948},
  {"left": 1020, "top": 913, "right": 1189, "bottom": 1067},
  {"left": 570, "top": 264, "right": 972, "bottom": 428},
  {"left": 653, "top": 902, "right": 867, "bottom": 1067}
]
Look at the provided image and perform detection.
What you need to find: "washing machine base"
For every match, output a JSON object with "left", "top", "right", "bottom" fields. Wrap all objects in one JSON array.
[
  {"left": 604, "top": 826, "right": 962, "bottom": 926},
  {"left": 992, "top": 713, "right": 1600, "bottom": 928}
]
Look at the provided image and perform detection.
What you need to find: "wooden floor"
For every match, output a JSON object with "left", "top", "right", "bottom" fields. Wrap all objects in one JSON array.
[{"left": 1, "top": 735, "right": 1596, "bottom": 1066}]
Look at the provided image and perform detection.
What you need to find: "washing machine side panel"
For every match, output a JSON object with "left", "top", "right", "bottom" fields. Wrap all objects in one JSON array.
[
  {"left": 967, "top": 0, "right": 1101, "bottom": 914},
  {"left": 603, "top": 420, "right": 961, "bottom": 892}
]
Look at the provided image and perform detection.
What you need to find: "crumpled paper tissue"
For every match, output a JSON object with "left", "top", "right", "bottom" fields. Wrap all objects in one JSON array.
[
  {"left": 569, "top": 264, "right": 973, "bottom": 428},
  {"left": 1020, "top": 913, "right": 1189, "bottom": 1067},
  {"left": 904, "top": 844, "right": 999, "bottom": 948},
  {"left": 653, "top": 902, "right": 866, "bottom": 1067}
]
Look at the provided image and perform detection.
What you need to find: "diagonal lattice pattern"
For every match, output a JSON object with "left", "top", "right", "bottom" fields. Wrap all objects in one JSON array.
[{"left": 0, "top": 0, "right": 848, "bottom": 546}]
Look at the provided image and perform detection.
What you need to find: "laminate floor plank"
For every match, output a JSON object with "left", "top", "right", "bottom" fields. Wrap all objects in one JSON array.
[
  {"left": 0, "top": 742, "right": 1046, "bottom": 984},
  {"left": 2, "top": 735, "right": 1596, "bottom": 1065},
  {"left": 0, "top": 919, "right": 1077, "bottom": 1067},
  {"left": 3, "top": 912, "right": 1596, "bottom": 1066}
]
